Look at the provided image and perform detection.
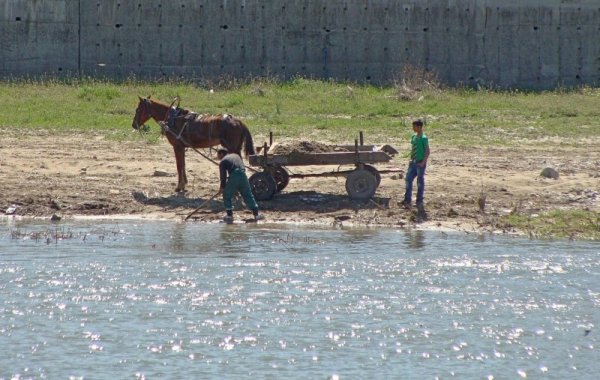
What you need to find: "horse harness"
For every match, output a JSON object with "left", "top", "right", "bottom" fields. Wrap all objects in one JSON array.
[
  {"left": 163, "top": 107, "right": 195, "bottom": 146},
  {"left": 161, "top": 106, "right": 232, "bottom": 151}
]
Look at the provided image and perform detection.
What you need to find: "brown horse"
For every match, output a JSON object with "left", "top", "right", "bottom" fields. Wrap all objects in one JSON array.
[{"left": 132, "top": 96, "right": 255, "bottom": 192}]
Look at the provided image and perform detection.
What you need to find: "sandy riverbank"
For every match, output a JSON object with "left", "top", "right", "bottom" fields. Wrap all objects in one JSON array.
[{"left": 1, "top": 131, "right": 598, "bottom": 237}]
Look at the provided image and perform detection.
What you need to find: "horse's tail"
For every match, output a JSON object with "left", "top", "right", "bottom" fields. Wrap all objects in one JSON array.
[{"left": 241, "top": 121, "right": 256, "bottom": 157}]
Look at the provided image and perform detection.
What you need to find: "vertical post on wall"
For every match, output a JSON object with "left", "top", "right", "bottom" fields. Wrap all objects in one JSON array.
[{"left": 78, "top": 0, "right": 81, "bottom": 78}]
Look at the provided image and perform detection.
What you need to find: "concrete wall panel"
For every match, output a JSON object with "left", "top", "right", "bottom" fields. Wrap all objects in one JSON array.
[
  {"left": 0, "top": 0, "right": 77, "bottom": 77},
  {"left": 1, "top": 0, "right": 599, "bottom": 88}
]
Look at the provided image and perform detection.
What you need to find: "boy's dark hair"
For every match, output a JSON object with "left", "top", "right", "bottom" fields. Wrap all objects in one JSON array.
[
  {"left": 412, "top": 119, "right": 424, "bottom": 127},
  {"left": 217, "top": 148, "right": 228, "bottom": 156}
]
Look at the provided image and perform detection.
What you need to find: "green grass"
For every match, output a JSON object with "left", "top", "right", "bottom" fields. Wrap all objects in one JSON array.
[
  {"left": 500, "top": 210, "right": 600, "bottom": 240},
  {"left": 2, "top": 77, "right": 599, "bottom": 145}
]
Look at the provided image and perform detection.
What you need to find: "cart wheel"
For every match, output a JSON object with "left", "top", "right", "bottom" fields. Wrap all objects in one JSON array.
[
  {"left": 345, "top": 168, "right": 377, "bottom": 201},
  {"left": 269, "top": 166, "right": 290, "bottom": 192},
  {"left": 249, "top": 172, "right": 277, "bottom": 201},
  {"left": 364, "top": 164, "right": 381, "bottom": 187}
]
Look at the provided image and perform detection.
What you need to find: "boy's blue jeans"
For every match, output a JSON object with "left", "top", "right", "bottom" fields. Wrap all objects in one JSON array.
[
  {"left": 223, "top": 169, "right": 259, "bottom": 212},
  {"left": 403, "top": 160, "right": 426, "bottom": 206}
]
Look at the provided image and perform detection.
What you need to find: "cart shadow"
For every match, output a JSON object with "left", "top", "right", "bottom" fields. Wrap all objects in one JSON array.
[
  {"left": 262, "top": 190, "right": 391, "bottom": 213},
  {"left": 132, "top": 190, "right": 391, "bottom": 214}
]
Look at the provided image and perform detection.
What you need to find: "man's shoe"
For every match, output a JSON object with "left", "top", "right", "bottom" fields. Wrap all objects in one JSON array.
[
  {"left": 254, "top": 214, "right": 265, "bottom": 221},
  {"left": 223, "top": 215, "right": 234, "bottom": 224},
  {"left": 399, "top": 200, "right": 411, "bottom": 209},
  {"left": 416, "top": 204, "right": 427, "bottom": 220}
]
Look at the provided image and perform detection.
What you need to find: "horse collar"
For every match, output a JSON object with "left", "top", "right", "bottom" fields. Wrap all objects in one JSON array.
[{"left": 167, "top": 107, "right": 185, "bottom": 130}]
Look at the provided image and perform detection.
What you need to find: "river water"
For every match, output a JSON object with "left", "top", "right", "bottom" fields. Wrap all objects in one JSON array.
[{"left": 1, "top": 219, "right": 598, "bottom": 379}]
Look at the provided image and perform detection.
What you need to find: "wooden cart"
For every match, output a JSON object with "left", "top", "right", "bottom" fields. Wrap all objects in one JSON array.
[{"left": 248, "top": 133, "right": 402, "bottom": 201}]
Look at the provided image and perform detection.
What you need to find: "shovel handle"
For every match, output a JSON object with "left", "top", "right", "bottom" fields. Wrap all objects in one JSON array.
[{"left": 184, "top": 191, "right": 220, "bottom": 221}]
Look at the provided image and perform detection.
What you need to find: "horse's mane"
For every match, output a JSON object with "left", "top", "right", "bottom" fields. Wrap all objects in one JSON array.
[{"left": 149, "top": 97, "right": 192, "bottom": 116}]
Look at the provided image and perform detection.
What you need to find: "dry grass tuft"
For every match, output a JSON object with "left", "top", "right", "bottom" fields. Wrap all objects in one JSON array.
[{"left": 392, "top": 65, "right": 442, "bottom": 101}]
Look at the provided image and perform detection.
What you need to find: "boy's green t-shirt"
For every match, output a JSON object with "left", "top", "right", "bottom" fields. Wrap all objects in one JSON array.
[{"left": 410, "top": 134, "right": 429, "bottom": 161}]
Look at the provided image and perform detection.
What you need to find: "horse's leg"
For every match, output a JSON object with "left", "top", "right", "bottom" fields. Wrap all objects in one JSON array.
[
  {"left": 173, "top": 145, "right": 186, "bottom": 192},
  {"left": 183, "top": 150, "right": 188, "bottom": 187}
]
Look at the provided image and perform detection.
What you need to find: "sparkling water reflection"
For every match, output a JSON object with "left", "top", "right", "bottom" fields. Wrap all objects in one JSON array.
[{"left": 1, "top": 220, "right": 599, "bottom": 379}]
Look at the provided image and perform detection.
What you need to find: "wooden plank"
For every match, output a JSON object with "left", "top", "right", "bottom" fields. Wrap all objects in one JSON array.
[
  {"left": 287, "top": 167, "right": 404, "bottom": 179},
  {"left": 265, "top": 142, "right": 281, "bottom": 153},
  {"left": 249, "top": 151, "right": 392, "bottom": 167},
  {"left": 333, "top": 144, "right": 376, "bottom": 152},
  {"left": 262, "top": 144, "right": 373, "bottom": 154}
]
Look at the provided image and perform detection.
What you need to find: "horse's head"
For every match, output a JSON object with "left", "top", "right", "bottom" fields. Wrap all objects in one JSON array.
[{"left": 132, "top": 96, "right": 152, "bottom": 130}]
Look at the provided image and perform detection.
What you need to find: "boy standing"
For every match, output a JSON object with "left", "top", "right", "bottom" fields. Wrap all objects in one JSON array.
[{"left": 401, "top": 119, "right": 430, "bottom": 215}]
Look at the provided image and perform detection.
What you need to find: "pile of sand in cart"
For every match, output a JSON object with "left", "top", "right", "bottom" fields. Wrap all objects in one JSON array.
[{"left": 268, "top": 140, "right": 349, "bottom": 155}]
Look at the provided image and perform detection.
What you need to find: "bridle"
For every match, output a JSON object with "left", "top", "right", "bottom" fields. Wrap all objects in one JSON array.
[
  {"left": 134, "top": 96, "right": 181, "bottom": 130},
  {"left": 133, "top": 98, "right": 151, "bottom": 130}
]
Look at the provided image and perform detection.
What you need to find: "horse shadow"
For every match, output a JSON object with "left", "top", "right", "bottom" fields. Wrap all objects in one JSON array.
[{"left": 132, "top": 191, "right": 221, "bottom": 211}]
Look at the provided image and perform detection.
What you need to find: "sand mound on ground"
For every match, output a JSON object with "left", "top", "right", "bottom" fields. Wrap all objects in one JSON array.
[{"left": 269, "top": 140, "right": 348, "bottom": 155}]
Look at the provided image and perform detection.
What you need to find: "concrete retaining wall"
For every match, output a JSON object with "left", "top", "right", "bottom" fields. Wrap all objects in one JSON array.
[{"left": 1, "top": 0, "right": 599, "bottom": 88}]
